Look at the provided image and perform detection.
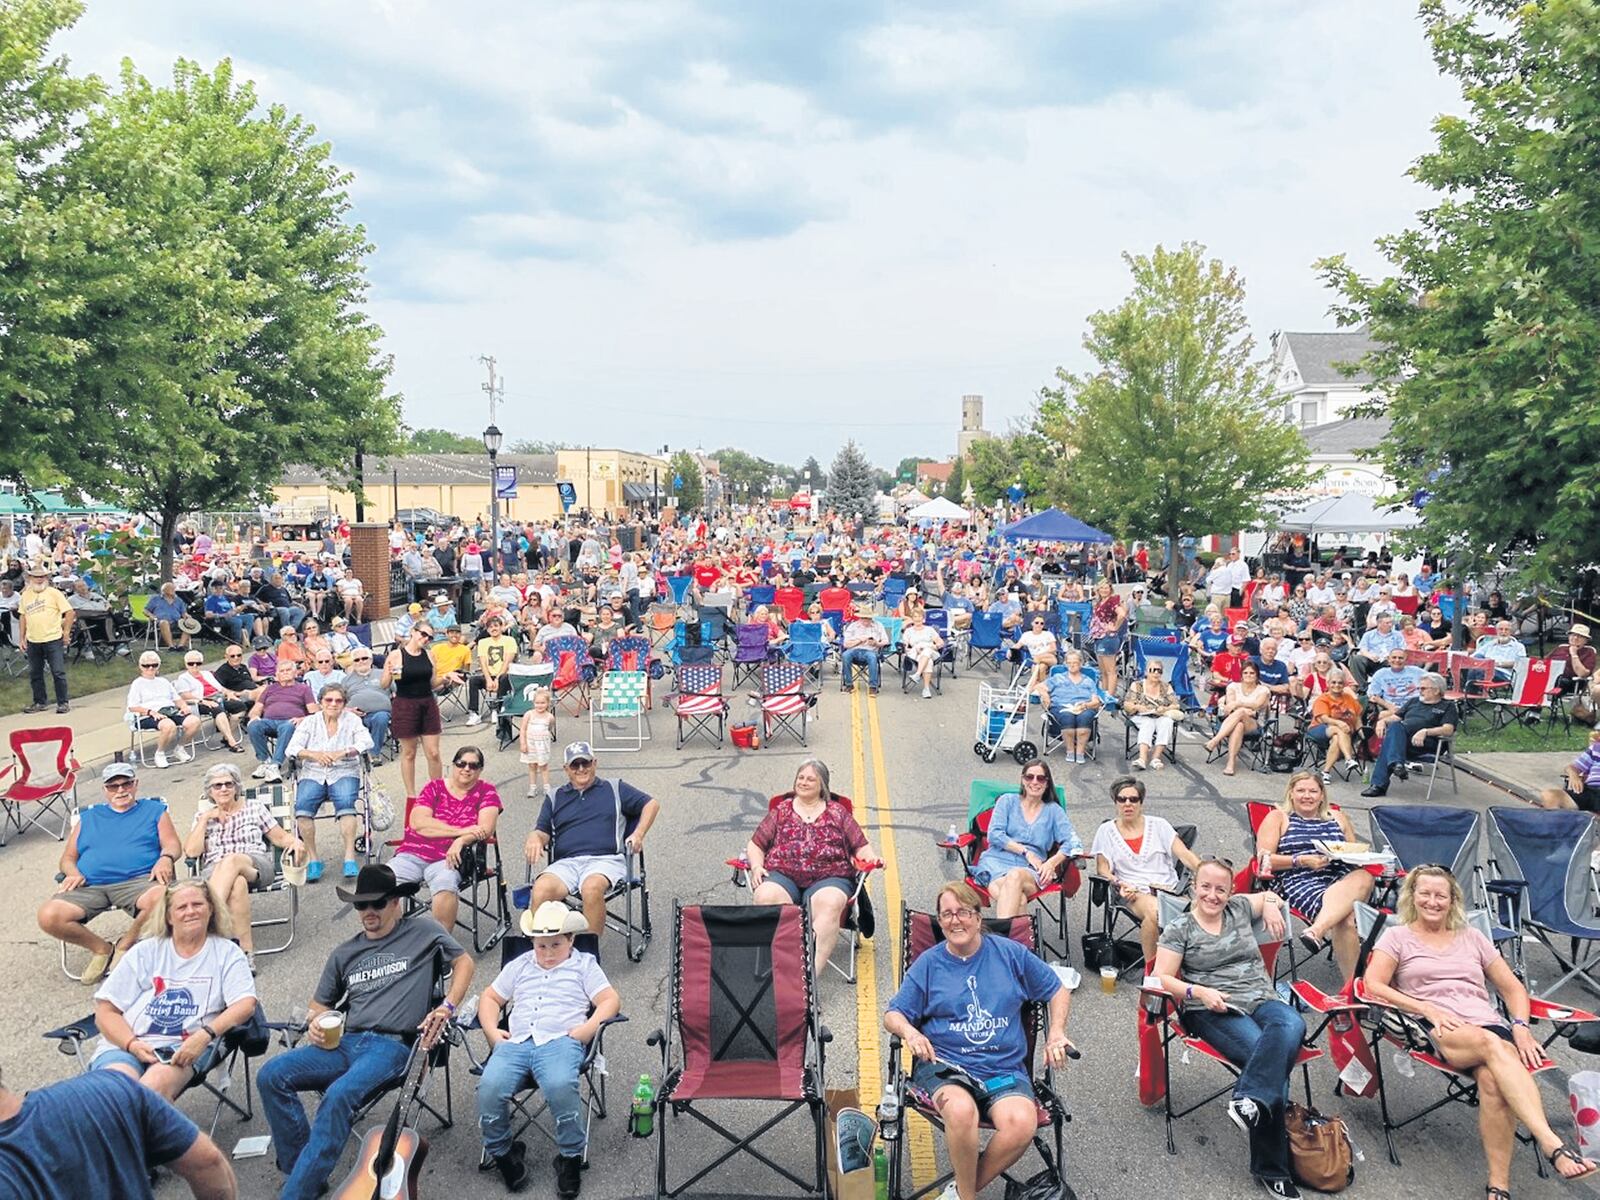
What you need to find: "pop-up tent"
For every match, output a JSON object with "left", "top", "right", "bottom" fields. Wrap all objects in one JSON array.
[
  {"left": 907, "top": 496, "right": 969, "bottom": 521},
  {"left": 1000, "top": 507, "right": 1112, "bottom": 543},
  {"left": 1277, "top": 492, "right": 1419, "bottom": 535}
]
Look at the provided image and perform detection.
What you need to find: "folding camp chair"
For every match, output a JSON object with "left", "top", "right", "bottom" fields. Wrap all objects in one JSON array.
[
  {"left": 746, "top": 584, "right": 777, "bottom": 613},
  {"left": 464, "top": 933, "right": 627, "bottom": 1169},
  {"left": 1058, "top": 601, "right": 1092, "bottom": 649},
  {"left": 606, "top": 634, "right": 664, "bottom": 707},
  {"left": 0, "top": 725, "right": 80, "bottom": 846},
  {"left": 1037, "top": 664, "right": 1115, "bottom": 763},
  {"left": 732, "top": 622, "right": 776, "bottom": 688},
  {"left": 182, "top": 782, "right": 301, "bottom": 956},
  {"left": 967, "top": 612, "right": 1009, "bottom": 671},
  {"left": 925, "top": 609, "right": 959, "bottom": 679},
  {"left": 381, "top": 792, "right": 512, "bottom": 953},
  {"left": 1487, "top": 655, "right": 1566, "bottom": 732},
  {"left": 497, "top": 664, "right": 554, "bottom": 751},
  {"left": 666, "top": 575, "right": 694, "bottom": 605},
  {"left": 725, "top": 793, "right": 880, "bottom": 982},
  {"left": 1443, "top": 649, "right": 1512, "bottom": 730},
  {"left": 1084, "top": 823, "right": 1199, "bottom": 980},
  {"left": 939, "top": 779, "right": 1084, "bottom": 962},
  {"left": 1236, "top": 799, "right": 1363, "bottom": 982},
  {"left": 650, "top": 903, "right": 830, "bottom": 1199},
  {"left": 671, "top": 662, "right": 729, "bottom": 748},
  {"left": 783, "top": 620, "right": 828, "bottom": 681},
  {"left": 648, "top": 605, "right": 681, "bottom": 654},
  {"left": 589, "top": 669, "right": 651, "bottom": 752},
  {"left": 881, "top": 909, "right": 1071, "bottom": 1200},
  {"left": 1138, "top": 893, "right": 1324, "bottom": 1157},
  {"left": 698, "top": 606, "right": 732, "bottom": 660},
  {"left": 544, "top": 635, "right": 595, "bottom": 716},
  {"left": 1367, "top": 804, "right": 1495, "bottom": 916},
  {"left": 760, "top": 661, "right": 816, "bottom": 747},
  {"left": 45, "top": 1003, "right": 272, "bottom": 1138},
  {"left": 1486, "top": 806, "right": 1600, "bottom": 998},
  {"left": 527, "top": 801, "right": 653, "bottom": 964},
  {"left": 773, "top": 586, "right": 805, "bottom": 624}
]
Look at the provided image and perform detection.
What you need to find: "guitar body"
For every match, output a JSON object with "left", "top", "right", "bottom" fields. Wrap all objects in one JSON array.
[{"left": 331, "top": 1126, "right": 429, "bottom": 1200}]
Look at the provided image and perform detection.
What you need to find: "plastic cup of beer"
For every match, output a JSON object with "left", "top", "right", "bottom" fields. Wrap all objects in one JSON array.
[
  {"left": 315, "top": 1011, "right": 345, "bottom": 1049},
  {"left": 1099, "top": 966, "right": 1117, "bottom": 995}
]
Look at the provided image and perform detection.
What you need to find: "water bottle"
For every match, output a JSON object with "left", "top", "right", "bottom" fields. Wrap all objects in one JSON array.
[
  {"left": 946, "top": 823, "right": 958, "bottom": 850},
  {"left": 873, "top": 1145, "right": 888, "bottom": 1200},
  {"left": 878, "top": 1091, "right": 900, "bottom": 1141},
  {"left": 629, "top": 1073, "right": 655, "bottom": 1138}
]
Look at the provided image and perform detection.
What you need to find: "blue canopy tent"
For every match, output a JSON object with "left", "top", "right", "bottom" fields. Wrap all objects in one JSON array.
[{"left": 1000, "top": 507, "right": 1113, "bottom": 544}]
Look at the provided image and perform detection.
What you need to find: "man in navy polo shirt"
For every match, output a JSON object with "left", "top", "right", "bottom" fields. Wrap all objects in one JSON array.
[
  {"left": 1251, "top": 637, "right": 1292, "bottom": 699},
  {"left": 524, "top": 743, "right": 659, "bottom": 939}
]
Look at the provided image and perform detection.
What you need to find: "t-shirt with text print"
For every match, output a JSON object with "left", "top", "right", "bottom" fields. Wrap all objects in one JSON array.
[{"left": 315, "top": 916, "right": 462, "bottom": 1036}]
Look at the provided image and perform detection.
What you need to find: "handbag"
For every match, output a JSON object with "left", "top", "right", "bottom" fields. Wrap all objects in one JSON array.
[{"left": 1284, "top": 1101, "right": 1354, "bottom": 1192}]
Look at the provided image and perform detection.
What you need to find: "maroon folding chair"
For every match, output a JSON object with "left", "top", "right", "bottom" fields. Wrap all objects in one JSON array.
[
  {"left": 649, "top": 903, "right": 829, "bottom": 1199},
  {"left": 881, "top": 908, "right": 1071, "bottom": 1200},
  {"left": 0, "top": 726, "right": 81, "bottom": 846}
]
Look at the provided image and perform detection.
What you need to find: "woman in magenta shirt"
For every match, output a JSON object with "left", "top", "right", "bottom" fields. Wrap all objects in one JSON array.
[{"left": 1364, "top": 865, "right": 1596, "bottom": 1190}]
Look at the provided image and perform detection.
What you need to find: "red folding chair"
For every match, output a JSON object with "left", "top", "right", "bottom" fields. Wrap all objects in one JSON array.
[
  {"left": 773, "top": 586, "right": 805, "bottom": 624},
  {"left": 0, "top": 726, "right": 81, "bottom": 846}
]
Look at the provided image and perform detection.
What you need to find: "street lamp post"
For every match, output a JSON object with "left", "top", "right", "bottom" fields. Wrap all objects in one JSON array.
[
  {"left": 653, "top": 444, "right": 668, "bottom": 517},
  {"left": 483, "top": 423, "right": 503, "bottom": 576}
]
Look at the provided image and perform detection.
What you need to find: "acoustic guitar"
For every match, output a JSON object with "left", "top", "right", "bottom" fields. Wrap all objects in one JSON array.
[{"left": 331, "top": 1042, "right": 433, "bottom": 1200}]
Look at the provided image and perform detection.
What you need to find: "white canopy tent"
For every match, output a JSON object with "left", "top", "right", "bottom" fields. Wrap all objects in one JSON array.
[
  {"left": 897, "top": 489, "right": 932, "bottom": 507},
  {"left": 1277, "top": 492, "right": 1420, "bottom": 535},
  {"left": 907, "top": 496, "right": 970, "bottom": 521}
]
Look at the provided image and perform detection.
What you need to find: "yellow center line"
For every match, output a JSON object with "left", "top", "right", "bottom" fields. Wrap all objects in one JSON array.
[
  {"left": 866, "top": 691, "right": 937, "bottom": 1189},
  {"left": 852, "top": 688, "right": 883, "bottom": 1112}
]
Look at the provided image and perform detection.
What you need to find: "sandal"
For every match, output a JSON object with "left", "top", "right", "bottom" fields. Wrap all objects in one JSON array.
[
  {"left": 1485, "top": 1187, "right": 1510, "bottom": 1200},
  {"left": 1548, "top": 1144, "right": 1598, "bottom": 1180}
]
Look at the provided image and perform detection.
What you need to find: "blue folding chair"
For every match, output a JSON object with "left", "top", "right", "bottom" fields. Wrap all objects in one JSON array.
[
  {"left": 1129, "top": 636, "right": 1200, "bottom": 711},
  {"left": 666, "top": 575, "right": 694, "bottom": 605},
  {"left": 784, "top": 620, "right": 828, "bottom": 680},
  {"left": 746, "top": 585, "right": 776, "bottom": 610},
  {"left": 1487, "top": 806, "right": 1600, "bottom": 996},
  {"left": 1058, "top": 601, "right": 1092, "bottom": 649},
  {"left": 882, "top": 578, "right": 908, "bottom": 612},
  {"left": 1368, "top": 804, "right": 1520, "bottom": 958},
  {"left": 966, "top": 611, "right": 1007, "bottom": 672}
]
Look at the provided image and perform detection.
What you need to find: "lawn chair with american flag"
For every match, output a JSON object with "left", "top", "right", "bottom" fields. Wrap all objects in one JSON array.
[
  {"left": 671, "top": 662, "right": 730, "bottom": 748},
  {"left": 759, "top": 661, "right": 817, "bottom": 747}
]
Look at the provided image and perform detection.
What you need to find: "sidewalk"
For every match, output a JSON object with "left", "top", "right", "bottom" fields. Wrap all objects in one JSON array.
[
  {"left": 1455, "top": 750, "right": 1568, "bottom": 805},
  {"left": 0, "top": 676, "right": 140, "bottom": 767}
]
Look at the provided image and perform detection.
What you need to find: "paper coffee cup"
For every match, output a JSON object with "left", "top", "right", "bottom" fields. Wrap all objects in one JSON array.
[
  {"left": 281, "top": 849, "right": 308, "bottom": 887},
  {"left": 315, "top": 1011, "right": 345, "bottom": 1049}
]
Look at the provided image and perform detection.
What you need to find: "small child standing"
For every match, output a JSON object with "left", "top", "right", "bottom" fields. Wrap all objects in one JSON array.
[{"left": 519, "top": 688, "right": 556, "bottom": 798}]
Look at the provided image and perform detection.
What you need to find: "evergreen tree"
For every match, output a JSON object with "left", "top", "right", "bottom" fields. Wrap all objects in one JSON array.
[{"left": 827, "top": 441, "right": 876, "bottom": 519}]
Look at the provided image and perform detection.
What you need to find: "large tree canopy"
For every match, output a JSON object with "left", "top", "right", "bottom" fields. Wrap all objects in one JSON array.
[
  {"left": 45, "top": 58, "right": 401, "bottom": 576},
  {"left": 1321, "top": 0, "right": 1600, "bottom": 584}
]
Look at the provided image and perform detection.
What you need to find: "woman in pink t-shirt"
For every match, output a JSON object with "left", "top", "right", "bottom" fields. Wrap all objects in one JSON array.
[
  {"left": 1364, "top": 866, "right": 1596, "bottom": 1190},
  {"left": 388, "top": 748, "right": 502, "bottom": 934}
]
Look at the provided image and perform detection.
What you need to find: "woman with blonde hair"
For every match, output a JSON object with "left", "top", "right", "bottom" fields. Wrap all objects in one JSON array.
[
  {"left": 88, "top": 879, "right": 256, "bottom": 1100},
  {"left": 1255, "top": 771, "right": 1374, "bottom": 978},
  {"left": 1366, "top": 866, "right": 1597, "bottom": 1189}
]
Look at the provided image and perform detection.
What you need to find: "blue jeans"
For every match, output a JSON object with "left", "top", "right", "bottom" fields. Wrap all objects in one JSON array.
[
  {"left": 1368, "top": 721, "right": 1422, "bottom": 790},
  {"left": 257, "top": 1031, "right": 410, "bottom": 1200},
  {"left": 841, "top": 647, "right": 880, "bottom": 689},
  {"left": 274, "top": 605, "right": 307, "bottom": 631},
  {"left": 26, "top": 637, "right": 67, "bottom": 705},
  {"left": 248, "top": 717, "right": 299, "bottom": 765},
  {"left": 361, "top": 710, "right": 391, "bottom": 751},
  {"left": 1048, "top": 707, "right": 1096, "bottom": 732},
  {"left": 210, "top": 615, "right": 246, "bottom": 645},
  {"left": 294, "top": 774, "right": 360, "bottom": 817},
  {"left": 1182, "top": 1000, "right": 1303, "bottom": 1181},
  {"left": 477, "top": 1035, "right": 587, "bottom": 1158}
]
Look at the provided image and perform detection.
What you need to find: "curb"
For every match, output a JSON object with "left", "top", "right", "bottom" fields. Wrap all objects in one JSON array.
[{"left": 1455, "top": 754, "right": 1542, "bottom": 805}]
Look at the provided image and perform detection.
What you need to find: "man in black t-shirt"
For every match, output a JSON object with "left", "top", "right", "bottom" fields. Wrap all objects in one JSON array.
[
  {"left": 256, "top": 864, "right": 472, "bottom": 1200},
  {"left": 1361, "top": 673, "right": 1458, "bottom": 797}
]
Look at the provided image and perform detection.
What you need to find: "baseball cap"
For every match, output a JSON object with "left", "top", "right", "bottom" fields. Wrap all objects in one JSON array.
[
  {"left": 102, "top": 761, "right": 137, "bottom": 783},
  {"left": 408, "top": 602, "right": 423, "bottom": 614},
  {"left": 563, "top": 741, "right": 595, "bottom": 766},
  {"left": 1228, "top": 631, "right": 1246, "bottom": 645}
]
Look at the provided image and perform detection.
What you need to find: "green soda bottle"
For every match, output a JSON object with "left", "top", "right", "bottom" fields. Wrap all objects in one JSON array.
[{"left": 629, "top": 1073, "right": 655, "bottom": 1138}]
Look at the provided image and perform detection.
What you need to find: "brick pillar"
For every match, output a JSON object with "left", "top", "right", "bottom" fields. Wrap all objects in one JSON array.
[{"left": 350, "top": 523, "right": 392, "bottom": 620}]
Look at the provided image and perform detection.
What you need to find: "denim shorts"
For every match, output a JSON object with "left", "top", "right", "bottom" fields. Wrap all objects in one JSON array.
[
  {"left": 910, "top": 1058, "right": 1036, "bottom": 1116},
  {"left": 762, "top": 871, "right": 853, "bottom": 906},
  {"left": 1092, "top": 635, "right": 1123, "bottom": 657},
  {"left": 90, "top": 1047, "right": 153, "bottom": 1075}
]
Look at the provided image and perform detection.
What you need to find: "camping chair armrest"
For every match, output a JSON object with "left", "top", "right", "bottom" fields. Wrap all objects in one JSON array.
[
  {"left": 1528, "top": 997, "right": 1600, "bottom": 1025},
  {"left": 726, "top": 856, "right": 750, "bottom": 885},
  {"left": 646, "top": 1027, "right": 670, "bottom": 1075},
  {"left": 0, "top": 759, "right": 14, "bottom": 789},
  {"left": 936, "top": 832, "right": 976, "bottom": 852},
  {"left": 1289, "top": 980, "right": 1362, "bottom": 1015},
  {"left": 42, "top": 1014, "right": 99, "bottom": 1050},
  {"left": 587, "top": 1013, "right": 628, "bottom": 1061}
]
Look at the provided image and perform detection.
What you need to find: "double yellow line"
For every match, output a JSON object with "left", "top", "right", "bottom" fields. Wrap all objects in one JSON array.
[{"left": 850, "top": 687, "right": 937, "bottom": 1188}]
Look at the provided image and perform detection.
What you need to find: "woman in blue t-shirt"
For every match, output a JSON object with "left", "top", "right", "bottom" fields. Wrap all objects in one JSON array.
[
  {"left": 885, "top": 881, "right": 1073, "bottom": 1200},
  {"left": 970, "top": 764, "right": 1082, "bottom": 920}
]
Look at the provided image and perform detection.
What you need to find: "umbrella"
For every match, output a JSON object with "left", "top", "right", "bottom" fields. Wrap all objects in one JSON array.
[
  {"left": 1277, "top": 492, "right": 1419, "bottom": 535},
  {"left": 1000, "top": 507, "right": 1113, "bottom": 543},
  {"left": 907, "top": 496, "right": 969, "bottom": 521}
]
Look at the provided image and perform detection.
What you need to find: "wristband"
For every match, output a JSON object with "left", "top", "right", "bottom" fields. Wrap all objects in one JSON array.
[
  {"left": 157, "top": 853, "right": 175, "bottom": 863},
  {"left": 1511, "top": 1017, "right": 1528, "bottom": 1028},
  {"left": 202, "top": 1023, "right": 220, "bottom": 1041},
  {"left": 442, "top": 999, "right": 457, "bottom": 1015},
  {"left": 1185, "top": 985, "right": 1195, "bottom": 1004}
]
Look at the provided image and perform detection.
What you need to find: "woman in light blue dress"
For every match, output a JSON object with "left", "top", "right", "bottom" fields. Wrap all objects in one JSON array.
[{"left": 972, "top": 762, "right": 1083, "bottom": 918}]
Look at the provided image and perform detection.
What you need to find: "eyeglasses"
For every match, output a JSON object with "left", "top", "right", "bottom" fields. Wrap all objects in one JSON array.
[
  {"left": 938, "top": 907, "right": 979, "bottom": 924},
  {"left": 351, "top": 898, "right": 392, "bottom": 912},
  {"left": 454, "top": 758, "right": 484, "bottom": 769},
  {"left": 209, "top": 781, "right": 237, "bottom": 790},
  {"left": 322, "top": 697, "right": 346, "bottom": 705},
  {"left": 225, "top": 652, "right": 242, "bottom": 659}
]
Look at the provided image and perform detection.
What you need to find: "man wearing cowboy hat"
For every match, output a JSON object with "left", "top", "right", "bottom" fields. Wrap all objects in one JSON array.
[
  {"left": 18, "top": 560, "right": 73, "bottom": 713},
  {"left": 476, "top": 900, "right": 620, "bottom": 1196},
  {"left": 256, "top": 863, "right": 473, "bottom": 1200}
]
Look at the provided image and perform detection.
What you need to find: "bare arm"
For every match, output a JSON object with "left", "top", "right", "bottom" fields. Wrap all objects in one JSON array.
[{"left": 168, "top": 1130, "right": 238, "bottom": 1200}]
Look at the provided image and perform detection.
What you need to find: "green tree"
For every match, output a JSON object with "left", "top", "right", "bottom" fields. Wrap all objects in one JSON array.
[
  {"left": 408, "top": 428, "right": 483, "bottom": 453},
  {"left": 668, "top": 450, "right": 703, "bottom": 511},
  {"left": 827, "top": 440, "right": 876, "bottom": 519},
  {"left": 893, "top": 455, "right": 926, "bottom": 485},
  {"left": 507, "top": 438, "right": 573, "bottom": 454},
  {"left": 793, "top": 456, "right": 827, "bottom": 494},
  {"left": 712, "top": 447, "right": 786, "bottom": 500},
  {"left": 943, "top": 458, "right": 966, "bottom": 504},
  {"left": 1320, "top": 0, "right": 1600, "bottom": 586},
  {"left": 1045, "top": 243, "right": 1308, "bottom": 591},
  {"left": 0, "top": 0, "right": 115, "bottom": 493},
  {"left": 48, "top": 58, "right": 402, "bottom": 579}
]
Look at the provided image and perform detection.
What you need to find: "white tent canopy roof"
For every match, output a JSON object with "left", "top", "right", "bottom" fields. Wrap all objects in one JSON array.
[
  {"left": 1277, "top": 492, "right": 1420, "bottom": 534},
  {"left": 907, "top": 496, "right": 970, "bottom": 521},
  {"left": 897, "top": 490, "right": 932, "bottom": 506}
]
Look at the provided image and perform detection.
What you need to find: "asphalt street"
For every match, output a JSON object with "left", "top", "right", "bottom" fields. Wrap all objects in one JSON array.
[{"left": 4, "top": 660, "right": 1598, "bottom": 1200}]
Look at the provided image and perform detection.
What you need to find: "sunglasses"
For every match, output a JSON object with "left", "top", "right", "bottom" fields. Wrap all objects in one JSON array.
[
  {"left": 1022, "top": 771, "right": 1048, "bottom": 781},
  {"left": 1116, "top": 794, "right": 1144, "bottom": 803},
  {"left": 104, "top": 778, "right": 136, "bottom": 789},
  {"left": 567, "top": 759, "right": 594, "bottom": 769},
  {"left": 185, "top": 659, "right": 203, "bottom": 665},
  {"left": 139, "top": 662, "right": 160, "bottom": 669},
  {"left": 454, "top": 758, "right": 484, "bottom": 769},
  {"left": 209, "top": 781, "right": 237, "bottom": 790},
  {"left": 351, "top": 898, "right": 392, "bottom": 912}
]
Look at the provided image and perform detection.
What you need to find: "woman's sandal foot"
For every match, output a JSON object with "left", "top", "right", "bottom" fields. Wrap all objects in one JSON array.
[
  {"left": 1549, "top": 1144, "right": 1597, "bottom": 1180},
  {"left": 1484, "top": 1187, "right": 1509, "bottom": 1200}
]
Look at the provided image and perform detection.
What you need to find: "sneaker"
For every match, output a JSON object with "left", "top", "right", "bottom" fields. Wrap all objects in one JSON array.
[
  {"left": 1227, "top": 1096, "right": 1262, "bottom": 1134},
  {"left": 922, "top": 687, "right": 932, "bottom": 698},
  {"left": 1133, "top": 760, "right": 1147, "bottom": 771},
  {"left": 80, "top": 950, "right": 112, "bottom": 985},
  {"left": 1343, "top": 758, "right": 1360, "bottom": 774},
  {"left": 21, "top": 703, "right": 47, "bottom": 714},
  {"left": 175, "top": 746, "right": 193, "bottom": 763},
  {"left": 264, "top": 764, "right": 282, "bottom": 782},
  {"left": 55, "top": 702, "right": 69, "bottom": 714},
  {"left": 1151, "top": 757, "right": 1165, "bottom": 771},
  {"left": 306, "top": 860, "right": 324, "bottom": 883},
  {"left": 153, "top": 750, "right": 170, "bottom": 770},
  {"left": 528, "top": 786, "right": 542, "bottom": 798},
  {"left": 1394, "top": 762, "right": 1411, "bottom": 781},
  {"left": 251, "top": 763, "right": 271, "bottom": 779},
  {"left": 553, "top": 1152, "right": 582, "bottom": 1199},
  {"left": 1320, "top": 770, "right": 1332, "bottom": 784},
  {"left": 936, "top": 1182, "right": 961, "bottom": 1200},
  {"left": 494, "top": 1141, "right": 530, "bottom": 1192},
  {"left": 869, "top": 687, "right": 879, "bottom": 696},
  {"left": 465, "top": 712, "right": 483, "bottom": 726},
  {"left": 1259, "top": 1177, "right": 1301, "bottom": 1199},
  {"left": 840, "top": 684, "right": 853, "bottom": 694}
]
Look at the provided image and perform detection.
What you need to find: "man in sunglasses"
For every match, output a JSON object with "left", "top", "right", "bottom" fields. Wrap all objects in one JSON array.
[
  {"left": 388, "top": 746, "right": 502, "bottom": 933},
  {"left": 257, "top": 863, "right": 472, "bottom": 1200},
  {"left": 525, "top": 743, "right": 658, "bottom": 940}
]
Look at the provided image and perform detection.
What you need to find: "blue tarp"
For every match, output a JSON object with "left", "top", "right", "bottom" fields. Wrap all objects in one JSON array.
[{"left": 999, "top": 507, "right": 1113, "bottom": 544}]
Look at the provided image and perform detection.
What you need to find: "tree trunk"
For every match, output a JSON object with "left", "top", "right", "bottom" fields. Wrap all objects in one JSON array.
[
  {"left": 1165, "top": 529, "right": 1183, "bottom": 598},
  {"left": 158, "top": 504, "right": 180, "bottom": 584}
]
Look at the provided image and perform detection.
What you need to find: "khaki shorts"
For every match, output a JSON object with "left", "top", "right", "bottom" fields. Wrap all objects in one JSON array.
[
  {"left": 201, "top": 851, "right": 276, "bottom": 889},
  {"left": 53, "top": 878, "right": 155, "bottom": 919}
]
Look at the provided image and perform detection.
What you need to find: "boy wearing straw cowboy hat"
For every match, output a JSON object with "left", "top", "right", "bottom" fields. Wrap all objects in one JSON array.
[{"left": 476, "top": 900, "right": 620, "bottom": 1196}]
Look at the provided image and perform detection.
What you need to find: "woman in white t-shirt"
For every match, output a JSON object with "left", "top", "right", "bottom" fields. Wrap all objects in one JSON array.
[
  {"left": 1091, "top": 776, "right": 1201, "bottom": 966},
  {"left": 89, "top": 879, "right": 256, "bottom": 1101},
  {"left": 1017, "top": 613, "right": 1059, "bottom": 687}
]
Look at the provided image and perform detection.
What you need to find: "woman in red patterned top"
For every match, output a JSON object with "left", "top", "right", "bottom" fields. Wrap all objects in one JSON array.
[{"left": 745, "top": 759, "right": 878, "bottom": 972}]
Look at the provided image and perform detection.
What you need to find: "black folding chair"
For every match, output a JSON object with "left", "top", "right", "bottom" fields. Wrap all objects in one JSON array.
[{"left": 648, "top": 903, "right": 830, "bottom": 1199}]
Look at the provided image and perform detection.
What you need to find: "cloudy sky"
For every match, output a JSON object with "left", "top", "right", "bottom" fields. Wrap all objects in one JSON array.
[{"left": 58, "top": 0, "right": 1457, "bottom": 467}]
